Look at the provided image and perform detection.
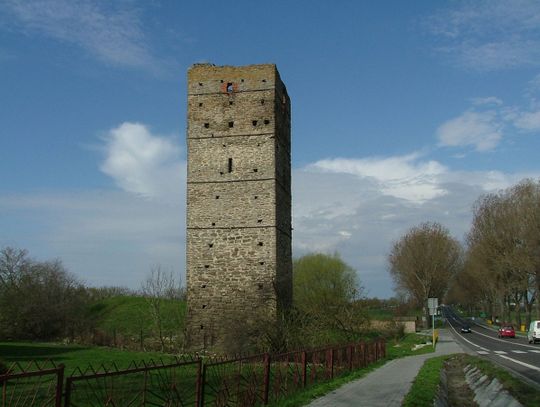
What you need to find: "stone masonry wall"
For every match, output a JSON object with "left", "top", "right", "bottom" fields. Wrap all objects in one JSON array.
[{"left": 185, "top": 64, "right": 292, "bottom": 351}]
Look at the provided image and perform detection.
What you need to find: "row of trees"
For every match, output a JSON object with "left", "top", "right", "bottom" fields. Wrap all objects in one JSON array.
[
  {"left": 0, "top": 247, "right": 185, "bottom": 349},
  {"left": 0, "top": 247, "right": 90, "bottom": 340},
  {"left": 450, "top": 180, "right": 540, "bottom": 326},
  {"left": 0, "top": 245, "right": 377, "bottom": 353},
  {"left": 388, "top": 178, "right": 540, "bottom": 328}
]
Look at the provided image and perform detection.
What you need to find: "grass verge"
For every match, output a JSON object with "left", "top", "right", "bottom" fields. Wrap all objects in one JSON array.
[
  {"left": 403, "top": 353, "right": 540, "bottom": 407},
  {"left": 463, "top": 354, "right": 540, "bottom": 407},
  {"left": 268, "top": 333, "right": 435, "bottom": 407},
  {"left": 402, "top": 355, "right": 451, "bottom": 407}
]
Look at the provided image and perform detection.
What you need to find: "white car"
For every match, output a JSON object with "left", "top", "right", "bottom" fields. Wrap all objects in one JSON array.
[{"left": 528, "top": 320, "right": 540, "bottom": 344}]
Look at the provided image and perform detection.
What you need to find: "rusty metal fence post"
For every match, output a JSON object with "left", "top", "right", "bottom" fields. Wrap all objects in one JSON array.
[
  {"left": 0, "top": 364, "right": 65, "bottom": 407},
  {"left": 55, "top": 364, "right": 65, "bottom": 407},
  {"left": 347, "top": 345, "right": 353, "bottom": 371},
  {"left": 199, "top": 363, "right": 207, "bottom": 407},
  {"left": 301, "top": 351, "right": 307, "bottom": 388},
  {"left": 195, "top": 359, "right": 202, "bottom": 407},
  {"left": 327, "top": 348, "right": 334, "bottom": 379},
  {"left": 263, "top": 353, "right": 270, "bottom": 405}
]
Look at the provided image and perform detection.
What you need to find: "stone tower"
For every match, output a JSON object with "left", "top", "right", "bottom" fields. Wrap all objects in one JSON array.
[{"left": 185, "top": 63, "right": 292, "bottom": 350}]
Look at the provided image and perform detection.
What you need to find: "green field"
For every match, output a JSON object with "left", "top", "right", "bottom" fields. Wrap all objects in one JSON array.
[
  {"left": 90, "top": 295, "right": 186, "bottom": 334},
  {"left": 0, "top": 333, "right": 432, "bottom": 407},
  {"left": 0, "top": 341, "right": 179, "bottom": 374}
]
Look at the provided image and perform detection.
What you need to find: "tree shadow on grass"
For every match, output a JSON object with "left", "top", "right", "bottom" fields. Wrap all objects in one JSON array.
[{"left": 0, "top": 342, "right": 89, "bottom": 363}]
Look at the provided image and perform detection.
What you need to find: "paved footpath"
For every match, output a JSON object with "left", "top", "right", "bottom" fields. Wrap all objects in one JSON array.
[{"left": 307, "top": 330, "right": 466, "bottom": 407}]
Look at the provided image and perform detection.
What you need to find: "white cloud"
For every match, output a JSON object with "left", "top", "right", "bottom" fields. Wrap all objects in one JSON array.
[
  {"left": 514, "top": 110, "right": 540, "bottom": 131},
  {"left": 100, "top": 122, "right": 185, "bottom": 203},
  {"left": 308, "top": 153, "right": 448, "bottom": 203},
  {"left": 426, "top": 0, "right": 540, "bottom": 71},
  {"left": 471, "top": 97, "right": 503, "bottom": 106},
  {"left": 2, "top": 130, "right": 539, "bottom": 297},
  {"left": 436, "top": 111, "right": 502, "bottom": 151},
  {"left": 1, "top": 0, "right": 159, "bottom": 71},
  {"left": 527, "top": 73, "right": 540, "bottom": 93},
  {"left": 292, "top": 162, "right": 539, "bottom": 297}
]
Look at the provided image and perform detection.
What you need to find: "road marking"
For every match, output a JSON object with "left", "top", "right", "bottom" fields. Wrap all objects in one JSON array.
[
  {"left": 511, "top": 350, "right": 527, "bottom": 354},
  {"left": 447, "top": 321, "right": 488, "bottom": 350},
  {"left": 529, "top": 350, "right": 540, "bottom": 353},
  {"left": 459, "top": 321, "right": 538, "bottom": 350},
  {"left": 477, "top": 351, "right": 489, "bottom": 355},
  {"left": 497, "top": 355, "right": 540, "bottom": 372},
  {"left": 494, "top": 351, "right": 507, "bottom": 354}
]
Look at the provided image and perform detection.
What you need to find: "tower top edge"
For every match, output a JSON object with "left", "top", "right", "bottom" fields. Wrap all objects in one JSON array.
[
  {"left": 188, "top": 63, "right": 281, "bottom": 81},
  {"left": 189, "top": 62, "right": 277, "bottom": 70}
]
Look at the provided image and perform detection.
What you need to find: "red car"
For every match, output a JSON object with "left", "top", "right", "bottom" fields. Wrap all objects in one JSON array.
[{"left": 498, "top": 325, "right": 516, "bottom": 338}]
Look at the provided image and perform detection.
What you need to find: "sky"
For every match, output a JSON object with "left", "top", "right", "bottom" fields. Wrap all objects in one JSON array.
[{"left": 1, "top": 0, "right": 540, "bottom": 298}]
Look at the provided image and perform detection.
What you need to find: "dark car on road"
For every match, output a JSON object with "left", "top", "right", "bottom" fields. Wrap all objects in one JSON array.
[
  {"left": 461, "top": 325, "right": 472, "bottom": 333},
  {"left": 498, "top": 325, "right": 516, "bottom": 338}
]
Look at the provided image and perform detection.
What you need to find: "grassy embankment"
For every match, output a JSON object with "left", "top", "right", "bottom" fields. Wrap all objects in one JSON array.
[
  {"left": 0, "top": 294, "right": 187, "bottom": 373},
  {"left": 403, "top": 354, "right": 540, "bottom": 407},
  {"left": 88, "top": 295, "right": 186, "bottom": 350}
]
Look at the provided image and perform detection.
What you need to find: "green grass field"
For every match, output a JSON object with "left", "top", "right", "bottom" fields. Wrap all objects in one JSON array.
[
  {"left": 0, "top": 333, "right": 433, "bottom": 407},
  {"left": 90, "top": 295, "right": 186, "bottom": 338},
  {"left": 0, "top": 341, "right": 199, "bottom": 407},
  {"left": 0, "top": 341, "right": 179, "bottom": 374}
]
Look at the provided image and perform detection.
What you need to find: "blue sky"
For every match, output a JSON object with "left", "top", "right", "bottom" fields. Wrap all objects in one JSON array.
[{"left": 2, "top": 0, "right": 540, "bottom": 298}]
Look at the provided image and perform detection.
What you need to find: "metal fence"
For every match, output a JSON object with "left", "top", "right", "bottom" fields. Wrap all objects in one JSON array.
[
  {"left": 64, "top": 358, "right": 201, "bottom": 407},
  {"left": 0, "top": 361, "right": 64, "bottom": 407},
  {"left": 200, "top": 338, "right": 386, "bottom": 406},
  {"left": 0, "top": 338, "right": 385, "bottom": 407}
]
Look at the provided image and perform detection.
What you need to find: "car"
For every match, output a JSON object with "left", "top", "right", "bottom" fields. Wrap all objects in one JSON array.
[
  {"left": 528, "top": 320, "right": 540, "bottom": 343},
  {"left": 461, "top": 325, "right": 472, "bottom": 333},
  {"left": 498, "top": 325, "right": 515, "bottom": 338}
]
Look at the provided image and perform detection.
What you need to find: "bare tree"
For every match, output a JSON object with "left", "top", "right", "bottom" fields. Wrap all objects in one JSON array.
[
  {"left": 141, "top": 265, "right": 183, "bottom": 351},
  {"left": 0, "top": 247, "right": 90, "bottom": 341},
  {"left": 466, "top": 179, "right": 540, "bottom": 325},
  {"left": 388, "top": 222, "right": 462, "bottom": 325}
]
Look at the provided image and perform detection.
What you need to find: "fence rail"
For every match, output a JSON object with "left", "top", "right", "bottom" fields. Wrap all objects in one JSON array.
[
  {"left": 0, "top": 362, "right": 64, "bottom": 407},
  {"left": 0, "top": 338, "right": 385, "bottom": 407},
  {"left": 200, "top": 338, "right": 386, "bottom": 406},
  {"left": 64, "top": 358, "right": 201, "bottom": 407}
]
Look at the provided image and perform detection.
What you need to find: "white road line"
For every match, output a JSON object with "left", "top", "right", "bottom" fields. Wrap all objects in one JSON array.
[
  {"left": 494, "top": 351, "right": 507, "bottom": 354},
  {"left": 497, "top": 355, "right": 540, "bottom": 372},
  {"left": 464, "top": 324, "right": 538, "bottom": 350},
  {"left": 512, "top": 350, "right": 527, "bottom": 354},
  {"left": 477, "top": 351, "right": 490, "bottom": 355},
  {"left": 529, "top": 350, "right": 540, "bottom": 353},
  {"left": 448, "top": 320, "right": 487, "bottom": 349}
]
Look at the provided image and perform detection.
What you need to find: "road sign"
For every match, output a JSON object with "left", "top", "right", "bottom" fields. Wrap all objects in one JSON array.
[
  {"left": 427, "top": 297, "right": 438, "bottom": 349},
  {"left": 428, "top": 297, "right": 438, "bottom": 316}
]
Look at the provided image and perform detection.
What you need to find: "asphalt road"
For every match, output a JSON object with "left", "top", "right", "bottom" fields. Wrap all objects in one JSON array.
[{"left": 442, "top": 306, "right": 540, "bottom": 388}]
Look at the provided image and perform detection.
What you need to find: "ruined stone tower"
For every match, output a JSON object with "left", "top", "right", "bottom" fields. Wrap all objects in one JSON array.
[{"left": 185, "top": 63, "right": 292, "bottom": 350}]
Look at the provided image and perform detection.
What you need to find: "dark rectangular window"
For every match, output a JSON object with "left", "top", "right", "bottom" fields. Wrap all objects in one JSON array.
[{"left": 228, "top": 158, "right": 233, "bottom": 173}]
